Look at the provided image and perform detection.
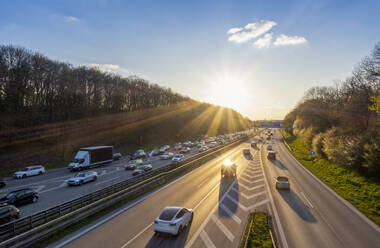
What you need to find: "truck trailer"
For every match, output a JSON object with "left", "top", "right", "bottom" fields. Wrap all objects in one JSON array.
[{"left": 68, "top": 146, "right": 113, "bottom": 171}]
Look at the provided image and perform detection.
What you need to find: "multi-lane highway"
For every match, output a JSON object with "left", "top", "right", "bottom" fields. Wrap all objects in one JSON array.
[
  {"left": 0, "top": 145, "right": 206, "bottom": 218},
  {"left": 47, "top": 128, "right": 380, "bottom": 248}
]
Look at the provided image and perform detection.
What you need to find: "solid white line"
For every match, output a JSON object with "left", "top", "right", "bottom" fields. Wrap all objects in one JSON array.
[
  {"left": 121, "top": 223, "right": 153, "bottom": 248},
  {"left": 200, "top": 230, "right": 216, "bottom": 248},
  {"left": 95, "top": 176, "right": 121, "bottom": 186},
  {"left": 197, "top": 177, "right": 209, "bottom": 188},
  {"left": 211, "top": 214, "right": 235, "bottom": 242},
  {"left": 219, "top": 203, "right": 241, "bottom": 224},
  {"left": 301, "top": 191, "right": 314, "bottom": 209}
]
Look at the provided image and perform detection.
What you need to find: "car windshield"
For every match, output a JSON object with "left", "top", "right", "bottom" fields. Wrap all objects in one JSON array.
[
  {"left": 76, "top": 173, "right": 85, "bottom": 177},
  {"left": 20, "top": 168, "right": 29, "bottom": 171},
  {"left": 277, "top": 177, "right": 288, "bottom": 182},
  {"left": 73, "top": 158, "right": 84, "bottom": 163},
  {"left": 6, "top": 192, "right": 19, "bottom": 199},
  {"left": 159, "top": 208, "right": 179, "bottom": 221}
]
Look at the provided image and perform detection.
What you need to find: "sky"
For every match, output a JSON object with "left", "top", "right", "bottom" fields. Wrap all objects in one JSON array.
[{"left": 1, "top": 0, "right": 380, "bottom": 120}]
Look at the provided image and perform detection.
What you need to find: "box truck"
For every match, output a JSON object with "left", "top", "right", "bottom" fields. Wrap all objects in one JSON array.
[{"left": 68, "top": 146, "right": 113, "bottom": 171}]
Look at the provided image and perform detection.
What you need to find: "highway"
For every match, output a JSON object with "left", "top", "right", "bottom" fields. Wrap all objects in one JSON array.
[
  {"left": 0, "top": 145, "right": 209, "bottom": 218},
  {"left": 49, "top": 128, "right": 380, "bottom": 248},
  {"left": 262, "top": 129, "right": 380, "bottom": 248}
]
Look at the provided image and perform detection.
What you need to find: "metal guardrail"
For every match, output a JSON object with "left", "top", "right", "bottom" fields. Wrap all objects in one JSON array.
[{"left": 0, "top": 136, "right": 249, "bottom": 243}]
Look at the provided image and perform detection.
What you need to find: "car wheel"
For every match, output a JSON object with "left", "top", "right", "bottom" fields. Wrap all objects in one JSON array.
[
  {"left": 38, "top": 171, "right": 42, "bottom": 175},
  {"left": 22, "top": 174, "right": 27, "bottom": 179},
  {"left": 176, "top": 226, "right": 183, "bottom": 236},
  {"left": 32, "top": 196, "right": 38, "bottom": 203},
  {"left": 80, "top": 180, "right": 84, "bottom": 185},
  {"left": 93, "top": 176, "right": 97, "bottom": 181}
]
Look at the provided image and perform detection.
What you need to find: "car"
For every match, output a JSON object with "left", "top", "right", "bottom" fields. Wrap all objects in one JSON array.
[
  {"left": 251, "top": 142, "right": 257, "bottom": 148},
  {"left": 154, "top": 207, "right": 193, "bottom": 236},
  {"left": 159, "top": 145, "right": 170, "bottom": 154},
  {"left": 132, "top": 169, "right": 145, "bottom": 176},
  {"left": 172, "top": 154, "right": 184, "bottom": 162},
  {"left": 0, "top": 189, "right": 39, "bottom": 206},
  {"left": 174, "top": 143, "right": 182, "bottom": 151},
  {"left": 198, "top": 146, "right": 208, "bottom": 152},
  {"left": 67, "top": 171, "right": 97, "bottom": 186},
  {"left": 13, "top": 165, "right": 45, "bottom": 179},
  {"left": 243, "top": 149, "right": 250, "bottom": 155},
  {"left": 267, "top": 145, "right": 272, "bottom": 150},
  {"left": 131, "top": 149, "right": 146, "bottom": 159},
  {"left": 275, "top": 176, "right": 290, "bottom": 190},
  {"left": 208, "top": 142, "right": 217, "bottom": 148},
  {"left": 125, "top": 159, "right": 143, "bottom": 170},
  {"left": 160, "top": 152, "right": 174, "bottom": 160},
  {"left": 149, "top": 149, "right": 160, "bottom": 157},
  {"left": 0, "top": 205, "right": 20, "bottom": 224},
  {"left": 179, "top": 147, "right": 191, "bottom": 154},
  {"left": 139, "top": 164, "right": 153, "bottom": 171},
  {"left": 0, "top": 179, "right": 6, "bottom": 188},
  {"left": 182, "top": 141, "right": 192, "bottom": 147},
  {"left": 221, "top": 159, "right": 237, "bottom": 178},
  {"left": 267, "top": 151, "right": 276, "bottom": 160},
  {"left": 113, "top": 153, "right": 122, "bottom": 161}
]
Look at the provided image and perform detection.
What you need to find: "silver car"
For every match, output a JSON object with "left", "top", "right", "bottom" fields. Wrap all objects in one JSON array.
[
  {"left": 275, "top": 176, "right": 290, "bottom": 190},
  {"left": 154, "top": 207, "right": 193, "bottom": 236},
  {"left": 160, "top": 152, "right": 174, "bottom": 160},
  {"left": 67, "top": 171, "right": 98, "bottom": 186},
  {"left": 172, "top": 154, "right": 184, "bottom": 162},
  {"left": 14, "top": 165, "right": 45, "bottom": 179}
]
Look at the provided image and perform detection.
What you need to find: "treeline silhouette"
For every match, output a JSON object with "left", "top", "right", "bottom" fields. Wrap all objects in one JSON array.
[
  {"left": 0, "top": 45, "right": 189, "bottom": 129},
  {"left": 283, "top": 42, "right": 380, "bottom": 177}
]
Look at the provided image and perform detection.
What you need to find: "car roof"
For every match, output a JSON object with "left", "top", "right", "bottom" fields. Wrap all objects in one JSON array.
[
  {"left": 159, "top": 207, "right": 182, "bottom": 221},
  {"left": 9, "top": 188, "right": 32, "bottom": 193}
]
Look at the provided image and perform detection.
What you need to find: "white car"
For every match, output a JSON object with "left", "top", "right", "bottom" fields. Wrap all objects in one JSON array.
[
  {"left": 154, "top": 207, "right": 193, "bottom": 236},
  {"left": 172, "top": 154, "right": 184, "bottom": 162},
  {"left": 275, "top": 176, "right": 290, "bottom": 190},
  {"left": 13, "top": 165, "right": 45, "bottom": 179},
  {"left": 67, "top": 171, "right": 97, "bottom": 186},
  {"left": 160, "top": 152, "right": 174, "bottom": 160}
]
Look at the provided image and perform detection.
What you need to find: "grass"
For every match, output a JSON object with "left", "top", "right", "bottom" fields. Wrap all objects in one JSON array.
[
  {"left": 240, "top": 212, "right": 273, "bottom": 248},
  {"left": 280, "top": 129, "right": 380, "bottom": 227}
]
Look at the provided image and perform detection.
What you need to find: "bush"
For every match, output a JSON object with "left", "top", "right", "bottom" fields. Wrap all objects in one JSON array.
[
  {"left": 312, "top": 132, "right": 325, "bottom": 157},
  {"left": 301, "top": 127, "right": 316, "bottom": 149},
  {"left": 363, "top": 136, "right": 380, "bottom": 176}
]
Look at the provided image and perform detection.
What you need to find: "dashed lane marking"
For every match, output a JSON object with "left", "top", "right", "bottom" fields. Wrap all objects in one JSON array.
[{"left": 200, "top": 230, "right": 216, "bottom": 248}]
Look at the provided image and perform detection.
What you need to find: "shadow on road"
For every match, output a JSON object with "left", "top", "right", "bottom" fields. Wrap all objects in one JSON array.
[
  {"left": 271, "top": 160, "right": 288, "bottom": 170},
  {"left": 218, "top": 177, "right": 238, "bottom": 217},
  {"left": 278, "top": 189, "right": 317, "bottom": 223},
  {"left": 145, "top": 221, "right": 192, "bottom": 248},
  {"left": 243, "top": 153, "right": 253, "bottom": 160}
]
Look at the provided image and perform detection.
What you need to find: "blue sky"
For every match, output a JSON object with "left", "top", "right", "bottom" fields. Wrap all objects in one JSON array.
[{"left": 1, "top": 0, "right": 380, "bottom": 119}]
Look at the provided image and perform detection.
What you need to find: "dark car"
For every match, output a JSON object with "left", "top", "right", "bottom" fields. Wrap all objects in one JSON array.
[
  {"left": 131, "top": 149, "right": 147, "bottom": 159},
  {"left": 0, "top": 179, "right": 6, "bottom": 188},
  {"left": 0, "top": 189, "right": 39, "bottom": 207},
  {"left": 139, "top": 164, "right": 153, "bottom": 171},
  {"left": 0, "top": 206, "right": 20, "bottom": 224},
  {"left": 113, "top": 153, "right": 122, "bottom": 161},
  {"left": 132, "top": 169, "right": 145, "bottom": 176}
]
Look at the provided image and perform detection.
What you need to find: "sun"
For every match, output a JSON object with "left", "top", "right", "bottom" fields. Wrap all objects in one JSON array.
[{"left": 203, "top": 70, "right": 251, "bottom": 111}]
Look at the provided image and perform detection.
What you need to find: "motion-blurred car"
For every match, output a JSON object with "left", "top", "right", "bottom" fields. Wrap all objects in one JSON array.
[
  {"left": 208, "top": 142, "right": 217, "bottom": 148},
  {"left": 0, "top": 205, "right": 20, "bottom": 224},
  {"left": 160, "top": 152, "right": 174, "bottom": 160},
  {"left": 198, "top": 146, "right": 208, "bottom": 152},
  {"left": 243, "top": 149, "right": 250, "bottom": 155},
  {"left": 0, "top": 179, "right": 6, "bottom": 188},
  {"left": 125, "top": 159, "right": 143, "bottom": 170},
  {"left": 139, "top": 164, "right": 153, "bottom": 172},
  {"left": 13, "top": 165, "right": 45, "bottom": 179},
  {"left": 182, "top": 141, "right": 193, "bottom": 147},
  {"left": 113, "top": 153, "right": 122, "bottom": 161},
  {"left": 172, "top": 154, "right": 184, "bottom": 162},
  {"left": 267, "top": 145, "right": 272, "bottom": 150},
  {"left": 67, "top": 171, "right": 97, "bottom": 186},
  {"left": 0, "top": 189, "right": 39, "bottom": 206},
  {"left": 131, "top": 149, "right": 147, "bottom": 159},
  {"left": 275, "top": 176, "right": 290, "bottom": 190},
  {"left": 174, "top": 143, "right": 182, "bottom": 151},
  {"left": 159, "top": 145, "right": 170, "bottom": 154},
  {"left": 267, "top": 151, "right": 276, "bottom": 160},
  {"left": 221, "top": 159, "right": 237, "bottom": 178},
  {"left": 154, "top": 207, "right": 193, "bottom": 236},
  {"left": 179, "top": 147, "right": 191, "bottom": 154},
  {"left": 132, "top": 169, "right": 144, "bottom": 176},
  {"left": 149, "top": 149, "right": 160, "bottom": 157}
]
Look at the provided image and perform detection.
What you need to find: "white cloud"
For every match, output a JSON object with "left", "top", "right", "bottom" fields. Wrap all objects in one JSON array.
[
  {"left": 273, "top": 34, "right": 307, "bottom": 46},
  {"left": 228, "top": 20, "right": 277, "bottom": 43},
  {"left": 253, "top": 33, "right": 273, "bottom": 49},
  {"left": 87, "top": 63, "right": 121, "bottom": 73},
  {"left": 84, "top": 63, "right": 148, "bottom": 79},
  {"left": 64, "top": 16, "right": 80, "bottom": 22}
]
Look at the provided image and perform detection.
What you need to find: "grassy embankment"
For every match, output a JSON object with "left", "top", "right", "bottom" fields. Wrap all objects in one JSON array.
[
  {"left": 240, "top": 212, "right": 273, "bottom": 248},
  {"left": 0, "top": 101, "right": 251, "bottom": 177},
  {"left": 280, "top": 129, "right": 380, "bottom": 226}
]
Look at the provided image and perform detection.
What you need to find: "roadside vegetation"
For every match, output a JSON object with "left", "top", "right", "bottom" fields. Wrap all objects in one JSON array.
[
  {"left": 0, "top": 45, "right": 251, "bottom": 176},
  {"left": 240, "top": 212, "right": 273, "bottom": 248},
  {"left": 281, "top": 42, "right": 380, "bottom": 226}
]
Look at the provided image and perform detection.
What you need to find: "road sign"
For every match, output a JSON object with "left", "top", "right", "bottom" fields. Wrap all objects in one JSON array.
[{"left": 310, "top": 151, "right": 315, "bottom": 156}]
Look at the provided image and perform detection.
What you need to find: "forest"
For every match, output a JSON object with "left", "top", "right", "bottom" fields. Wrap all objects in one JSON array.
[
  {"left": 282, "top": 42, "right": 380, "bottom": 177},
  {"left": 0, "top": 45, "right": 189, "bottom": 129}
]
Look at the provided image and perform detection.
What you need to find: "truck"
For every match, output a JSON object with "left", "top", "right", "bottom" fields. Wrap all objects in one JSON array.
[
  {"left": 68, "top": 146, "right": 113, "bottom": 171},
  {"left": 221, "top": 160, "right": 237, "bottom": 178}
]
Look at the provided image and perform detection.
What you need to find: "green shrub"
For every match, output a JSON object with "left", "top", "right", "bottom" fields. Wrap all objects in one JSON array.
[{"left": 312, "top": 132, "right": 325, "bottom": 157}]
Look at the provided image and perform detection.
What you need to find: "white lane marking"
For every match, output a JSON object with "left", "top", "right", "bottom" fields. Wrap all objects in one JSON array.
[
  {"left": 211, "top": 214, "right": 235, "bottom": 242},
  {"left": 121, "top": 223, "right": 153, "bottom": 248},
  {"left": 242, "top": 172, "right": 262, "bottom": 179},
  {"left": 239, "top": 176, "right": 252, "bottom": 184},
  {"left": 197, "top": 177, "right": 209, "bottom": 188},
  {"left": 260, "top": 147, "right": 289, "bottom": 248},
  {"left": 301, "top": 191, "right": 314, "bottom": 209},
  {"left": 200, "top": 230, "right": 216, "bottom": 248},
  {"left": 219, "top": 203, "right": 241, "bottom": 224},
  {"left": 237, "top": 190, "right": 266, "bottom": 200},
  {"left": 241, "top": 174, "right": 262, "bottom": 181},
  {"left": 100, "top": 170, "right": 107, "bottom": 176},
  {"left": 249, "top": 199, "right": 270, "bottom": 211},
  {"left": 35, "top": 185, "right": 45, "bottom": 192},
  {"left": 116, "top": 167, "right": 120, "bottom": 171},
  {"left": 225, "top": 194, "right": 248, "bottom": 211},
  {"left": 194, "top": 182, "right": 219, "bottom": 210},
  {"left": 95, "top": 176, "right": 121, "bottom": 186},
  {"left": 238, "top": 183, "right": 265, "bottom": 191}
]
